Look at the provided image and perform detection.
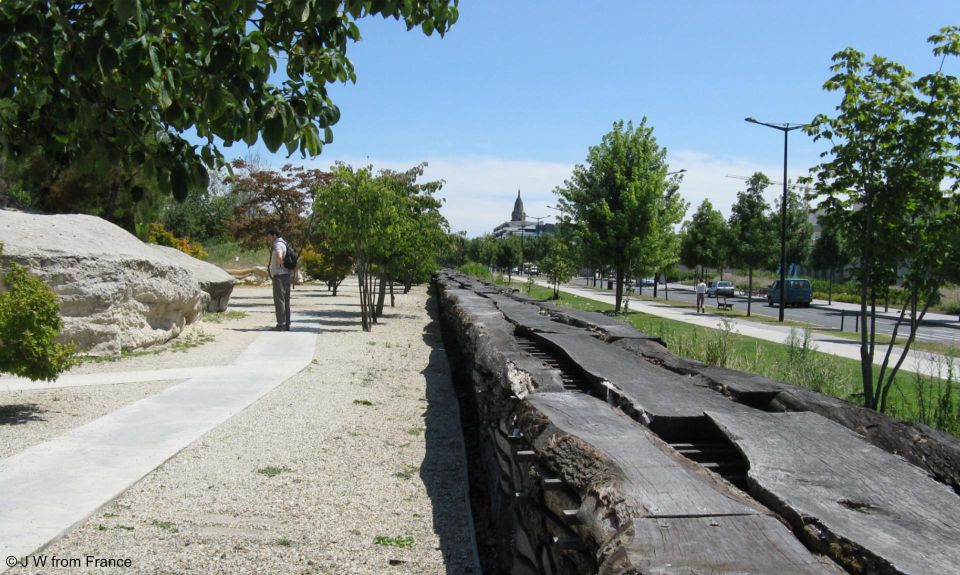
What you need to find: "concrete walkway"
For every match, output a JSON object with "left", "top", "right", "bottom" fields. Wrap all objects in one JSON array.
[
  {"left": 0, "top": 329, "right": 317, "bottom": 565},
  {"left": 550, "top": 281, "right": 957, "bottom": 377}
]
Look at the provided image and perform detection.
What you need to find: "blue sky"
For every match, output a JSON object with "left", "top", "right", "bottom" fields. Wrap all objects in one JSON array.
[{"left": 223, "top": 1, "right": 957, "bottom": 237}]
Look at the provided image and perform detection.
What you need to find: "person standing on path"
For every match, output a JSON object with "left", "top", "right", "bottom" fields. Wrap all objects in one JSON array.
[
  {"left": 695, "top": 278, "right": 707, "bottom": 314},
  {"left": 267, "top": 229, "right": 291, "bottom": 331}
]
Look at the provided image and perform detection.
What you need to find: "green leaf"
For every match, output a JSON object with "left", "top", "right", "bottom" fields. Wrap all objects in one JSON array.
[
  {"left": 292, "top": 0, "right": 310, "bottom": 23},
  {"left": 323, "top": 126, "right": 333, "bottom": 144},
  {"left": 262, "top": 112, "right": 285, "bottom": 153},
  {"left": 170, "top": 163, "right": 190, "bottom": 201}
]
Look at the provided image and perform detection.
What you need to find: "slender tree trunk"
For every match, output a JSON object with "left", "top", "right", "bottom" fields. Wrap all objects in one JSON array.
[
  {"left": 653, "top": 272, "right": 659, "bottom": 298},
  {"left": 369, "top": 273, "right": 380, "bottom": 324},
  {"left": 390, "top": 280, "right": 395, "bottom": 307},
  {"left": 357, "top": 267, "right": 369, "bottom": 331},
  {"left": 747, "top": 268, "right": 753, "bottom": 317},
  {"left": 404, "top": 278, "right": 412, "bottom": 294},
  {"left": 376, "top": 272, "right": 387, "bottom": 317},
  {"left": 859, "top": 187, "right": 876, "bottom": 409}
]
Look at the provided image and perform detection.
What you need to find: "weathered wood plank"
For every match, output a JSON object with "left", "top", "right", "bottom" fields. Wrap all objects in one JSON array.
[
  {"left": 534, "top": 332, "right": 753, "bottom": 423},
  {"left": 486, "top": 294, "right": 587, "bottom": 335},
  {"left": 615, "top": 337, "right": 960, "bottom": 492},
  {"left": 709, "top": 410, "right": 960, "bottom": 575},
  {"left": 536, "top": 301, "right": 657, "bottom": 341},
  {"left": 523, "top": 393, "right": 762, "bottom": 518},
  {"left": 523, "top": 393, "right": 840, "bottom": 573},
  {"left": 600, "top": 515, "right": 842, "bottom": 575}
]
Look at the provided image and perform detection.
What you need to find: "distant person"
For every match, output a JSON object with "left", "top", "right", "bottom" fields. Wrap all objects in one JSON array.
[
  {"left": 267, "top": 229, "right": 291, "bottom": 331},
  {"left": 695, "top": 278, "right": 707, "bottom": 314}
]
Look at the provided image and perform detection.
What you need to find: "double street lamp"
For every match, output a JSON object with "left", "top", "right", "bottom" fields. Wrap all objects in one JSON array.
[{"left": 745, "top": 117, "right": 805, "bottom": 323}]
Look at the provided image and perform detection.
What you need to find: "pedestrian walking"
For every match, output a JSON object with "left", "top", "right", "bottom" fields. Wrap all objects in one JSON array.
[
  {"left": 695, "top": 278, "right": 707, "bottom": 314},
  {"left": 267, "top": 229, "right": 291, "bottom": 331}
]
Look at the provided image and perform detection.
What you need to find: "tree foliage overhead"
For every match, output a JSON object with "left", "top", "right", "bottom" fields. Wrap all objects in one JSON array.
[
  {"left": 555, "top": 118, "right": 684, "bottom": 312},
  {"left": 805, "top": 26, "right": 960, "bottom": 411},
  {"left": 0, "top": 1, "right": 458, "bottom": 202}
]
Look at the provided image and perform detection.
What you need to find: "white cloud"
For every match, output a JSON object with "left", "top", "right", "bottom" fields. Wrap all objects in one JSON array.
[{"left": 670, "top": 148, "right": 816, "bottom": 221}]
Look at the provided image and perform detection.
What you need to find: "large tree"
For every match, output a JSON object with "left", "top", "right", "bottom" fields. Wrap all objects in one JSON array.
[
  {"left": 729, "top": 172, "right": 777, "bottom": 316},
  {"left": 0, "top": 1, "right": 458, "bottom": 212},
  {"left": 312, "top": 163, "right": 446, "bottom": 331},
  {"left": 805, "top": 27, "right": 960, "bottom": 411},
  {"left": 555, "top": 119, "right": 683, "bottom": 312},
  {"left": 680, "top": 199, "right": 728, "bottom": 280},
  {"left": 228, "top": 159, "right": 330, "bottom": 250}
]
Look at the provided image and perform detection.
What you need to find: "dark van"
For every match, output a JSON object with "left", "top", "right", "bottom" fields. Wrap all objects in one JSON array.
[{"left": 767, "top": 278, "right": 813, "bottom": 307}]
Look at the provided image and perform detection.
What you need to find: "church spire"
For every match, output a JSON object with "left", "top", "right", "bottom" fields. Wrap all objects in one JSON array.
[{"left": 511, "top": 189, "right": 525, "bottom": 222}]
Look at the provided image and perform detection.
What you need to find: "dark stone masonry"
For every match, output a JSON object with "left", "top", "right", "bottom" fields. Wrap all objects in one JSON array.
[{"left": 433, "top": 270, "right": 960, "bottom": 575}]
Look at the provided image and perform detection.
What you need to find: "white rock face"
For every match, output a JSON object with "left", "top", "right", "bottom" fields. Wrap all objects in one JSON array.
[
  {"left": 148, "top": 245, "right": 236, "bottom": 312},
  {"left": 0, "top": 210, "right": 208, "bottom": 355}
]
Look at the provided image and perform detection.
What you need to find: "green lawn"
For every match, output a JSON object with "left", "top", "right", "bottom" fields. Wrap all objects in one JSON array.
[
  {"left": 203, "top": 239, "right": 268, "bottom": 268},
  {"left": 501, "top": 278, "right": 959, "bottom": 435}
]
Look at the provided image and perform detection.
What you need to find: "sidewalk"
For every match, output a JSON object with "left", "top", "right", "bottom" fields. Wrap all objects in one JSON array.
[{"left": 546, "top": 280, "right": 956, "bottom": 377}]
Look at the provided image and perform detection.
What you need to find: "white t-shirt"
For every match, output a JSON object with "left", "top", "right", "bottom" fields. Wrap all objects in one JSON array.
[
  {"left": 695, "top": 282, "right": 706, "bottom": 294},
  {"left": 270, "top": 238, "right": 289, "bottom": 276}
]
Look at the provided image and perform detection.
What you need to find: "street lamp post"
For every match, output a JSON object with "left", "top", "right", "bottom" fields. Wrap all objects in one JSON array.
[{"left": 745, "top": 117, "right": 805, "bottom": 323}]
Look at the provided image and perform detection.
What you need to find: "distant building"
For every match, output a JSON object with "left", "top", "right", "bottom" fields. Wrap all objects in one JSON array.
[{"left": 493, "top": 190, "right": 555, "bottom": 239}]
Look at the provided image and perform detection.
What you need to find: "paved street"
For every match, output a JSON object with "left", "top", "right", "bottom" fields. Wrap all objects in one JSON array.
[{"left": 568, "top": 278, "right": 960, "bottom": 347}]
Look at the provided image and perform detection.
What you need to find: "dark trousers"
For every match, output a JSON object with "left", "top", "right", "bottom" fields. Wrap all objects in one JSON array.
[{"left": 272, "top": 274, "right": 291, "bottom": 327}]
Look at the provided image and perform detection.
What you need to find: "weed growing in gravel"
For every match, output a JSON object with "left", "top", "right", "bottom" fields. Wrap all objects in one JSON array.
[
  {"left": 97, "top": 525, "right": 108, "bottom": 531},
  {"left": 367, "top": 341, "right": 377, "bottom": 346},
  {"left": 102, "top": 512, "right": 118, "bottom": 518},
  {"left": 394, "top": 464, "right": 419, "bottom": 480},
  {"left": 353, "top": 399, "right": 374, "bottom": 406},
  {"left": 204, "top": 310, "right": 247, "bottom": 323},
  {"left": 277, "top": 537, "right": 292, "bottom": 547},
  {"left": 115, "top": 525, "right": 135, "bottom": 531},
  {"left": 257, "top": 465, "right": 292, "bottom": 478},
  {"left": 406, "top": 426, "right": 424, "bottom": 436},
  {"left": 373, "top": 535, "right": 414, "bottom": 548},
  {"left": 170, "top": 332, "right": 215, "bottom": 352},
  {"left": 151, "top": 520, "right": 179, "bottom": 533}
]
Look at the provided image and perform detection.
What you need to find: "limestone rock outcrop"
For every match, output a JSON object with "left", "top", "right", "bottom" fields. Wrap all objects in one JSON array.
[
  {"left": 0, "top": 210, "right": 208, "bottom": 355},
  {"left": 148, "top": 245, "right": 236, "bottom": 312}
]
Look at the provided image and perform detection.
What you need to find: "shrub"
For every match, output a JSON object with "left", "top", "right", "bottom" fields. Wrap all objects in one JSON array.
[
  {"left": 0, "top": 246, "right": 75, "bottom": 380},
  {"left": 458, "top": 262, "right": 494, "bottom": 281},
  {"left": 147, "top": 223, "right": 207, "bottom": 260}
]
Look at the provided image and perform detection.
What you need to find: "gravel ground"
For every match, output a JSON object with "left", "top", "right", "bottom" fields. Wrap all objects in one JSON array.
[{"left": 5, "top": 280, "right": 478, "bottom": 574}]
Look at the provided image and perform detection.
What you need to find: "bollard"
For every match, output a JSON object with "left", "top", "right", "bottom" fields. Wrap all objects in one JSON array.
[
  {"left": 855, "top": 312, "right": 859, "bottom": 333},
  {"left": 841, "top": 309, "right": 845, "bottom": 332}
]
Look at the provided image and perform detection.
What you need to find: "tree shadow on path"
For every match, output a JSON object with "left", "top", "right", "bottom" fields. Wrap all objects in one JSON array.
[{"left": 0, "top": 403, "right": 44, "bottom": 426}]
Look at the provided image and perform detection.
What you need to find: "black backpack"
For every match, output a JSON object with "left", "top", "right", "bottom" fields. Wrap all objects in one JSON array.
[{"left": 282, "top": 240, "right": 299, "bottom": 270}]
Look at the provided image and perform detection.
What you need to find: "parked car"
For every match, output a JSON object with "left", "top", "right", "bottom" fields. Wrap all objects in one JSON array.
[
  {"left": 641, "top": 278, "right": 655, "bottom": 287},
  {"left": 766, "top": 278, "right": 813, "bottom": 307},
  {"left": 707, "top": 280, "right": 735, "bottom": 298}
]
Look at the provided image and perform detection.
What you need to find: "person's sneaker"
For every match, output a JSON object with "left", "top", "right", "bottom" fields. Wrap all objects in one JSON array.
[
  {"left": 271, "top": 325, "right": 285, "bottom": 331},
  {"left": 283, "top": 325, "right": 290, "bottom": 331}
]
